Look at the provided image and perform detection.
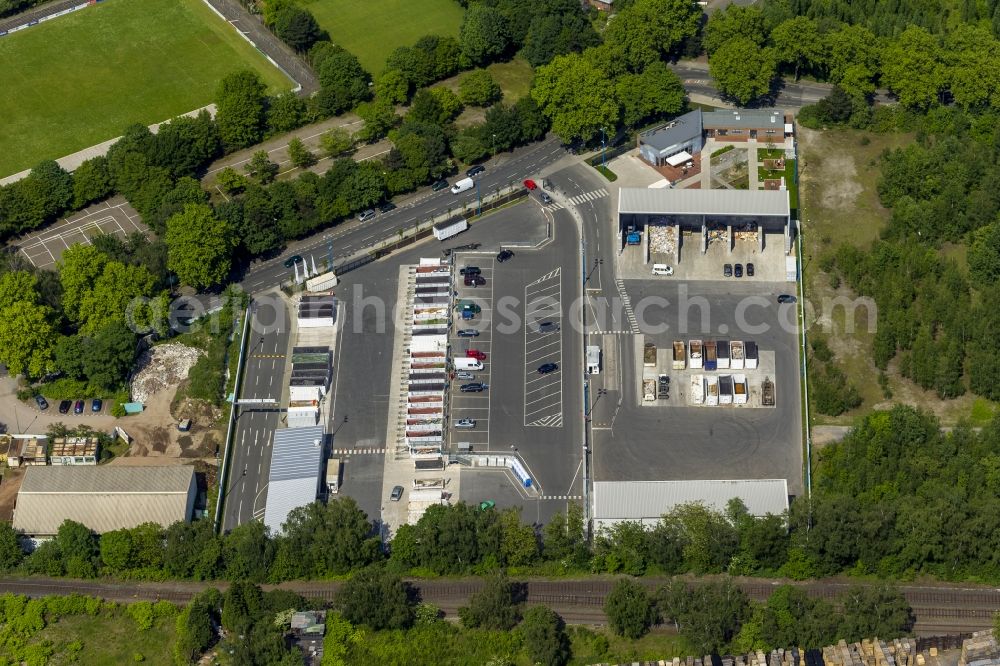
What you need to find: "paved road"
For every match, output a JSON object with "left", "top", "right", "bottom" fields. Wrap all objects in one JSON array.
[
  {"left": 0, "top": 575, "right": 995, "bottom": 634},
  {"left": 221, "top": 297, "right": 290, "bottom": 533},
  {"left": 0, "top": 0, "right": 75, "bottom": 32}
]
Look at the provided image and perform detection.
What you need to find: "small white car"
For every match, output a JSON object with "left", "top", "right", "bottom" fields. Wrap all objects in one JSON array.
[
  {"left": 456, "top": 371, "right": 475, "bottom": 380},
  {"left": 652, "top": 264, "right": 674, "bottom": 276},
  {"left": 455, "top": 418, "right": 476, "bottom": 429}
]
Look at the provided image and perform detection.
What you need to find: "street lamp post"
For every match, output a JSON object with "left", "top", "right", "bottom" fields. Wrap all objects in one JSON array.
[{"left": 492, "top": 133, "right": 497, "bottom": 158}]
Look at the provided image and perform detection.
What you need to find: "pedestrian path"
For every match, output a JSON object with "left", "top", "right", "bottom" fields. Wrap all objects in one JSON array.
[
  {"left": 329, "top": 448, "right": 386, "bottom": 455},
  {"left": 539, "top": 495, "right": 583, "bottom": 500},
  {"left": 566, "top": 189, "right": 609, "bottom": 206}
]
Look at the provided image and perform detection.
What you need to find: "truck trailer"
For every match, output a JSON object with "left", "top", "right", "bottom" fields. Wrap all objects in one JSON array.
[
  {"left": 717, "top": 341, "right": 730, "bottom": 369},
  {"left": 643, "top": 376, "right": 657, "bottom": 402},
  {"left": 745, "top": 341, "right": 758, "bottom": 369},
  {"left": 586, "top": 345, "right": 601, "bottom": 374},
  {"left": 733, "top": 374, "right": 748, "bottom": 404},
  {"left": 690, "top": 374, "right": 704, "bottom": 405},
  {"left": 672, "top": 341, "right": 686, "bottom": 369},
  {"left": 432, "top": 217, "right": 468, "bottom": 240},
  {"left": 704, "top": 340, "right": 718, "bottom": 371},
  {"left": 731, "top": 341, "right": 745, "bottom": 370},
  {"left": 719, "top": 375, "right": 733, "bottom": 405},
  {"left": 689, "top": 340, "right": 703, "bottom": 369},
  {"left": 643, "top": 343, "right": 656, "bottom": 367},
  {"left": 705, "top": 375, "right": 719, "bottom": 406}
]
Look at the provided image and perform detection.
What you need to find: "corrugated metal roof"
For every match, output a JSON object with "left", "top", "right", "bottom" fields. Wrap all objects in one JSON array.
[
  {"left": 638, "top": 110, "right": 702, "bottom": 152},
  {"left": 703, "top": 108, "right": 785, "bottom": 130},
  {"left": 263, "top": 426, "right": 324, "bottom": 533},
  {"left": 14, "top": 466, "right": 195, "bottom": 535},
  {"left": 619, "top": 188, "right": 789, "bottom": 218},
  {"left": 593, "top": 479, "right": 788, "bottom": 524}
]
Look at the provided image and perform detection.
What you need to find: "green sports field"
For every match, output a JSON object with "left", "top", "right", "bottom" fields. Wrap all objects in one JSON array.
[
  {"left": 0, "top": 0, "right": 292, "bottom": 177},
  {"left": 301, "top": 0, "right": 465, "bottom": 74}
]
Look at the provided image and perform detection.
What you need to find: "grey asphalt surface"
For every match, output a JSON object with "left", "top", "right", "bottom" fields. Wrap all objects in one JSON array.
[{"left": 222, "top": 296, "right": 290, "bottom": 533}]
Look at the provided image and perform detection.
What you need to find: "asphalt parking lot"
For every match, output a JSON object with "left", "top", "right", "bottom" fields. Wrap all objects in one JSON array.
[
  {"left": 448, "top": 261, "right": 496, "bottom": 451},
  {"left": 589, "top": 279, "right": 803, "bottom": 496},
  {"left": 523, "top": 269, "right": 564, "bottom": 427}
]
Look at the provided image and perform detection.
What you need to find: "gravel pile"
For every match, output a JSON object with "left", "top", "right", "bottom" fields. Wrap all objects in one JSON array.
[{"left": 131, "top": 343, "right": 205, "bottom": 403}]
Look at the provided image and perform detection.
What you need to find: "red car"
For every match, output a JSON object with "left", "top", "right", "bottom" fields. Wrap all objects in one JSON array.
[
  {"left": 465, "top": 349, "right": 487, "bottom": 361},
  {"left": 523, "top": 179, "right": 537, "bottom": 190}
]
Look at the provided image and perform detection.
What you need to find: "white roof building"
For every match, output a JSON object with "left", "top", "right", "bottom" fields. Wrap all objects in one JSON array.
[
  {"left": 263, "top": 425, "right": 325, "bottom": 533},
  {"left": 593, "top": 479, "right": 789, "bottom": 532}
]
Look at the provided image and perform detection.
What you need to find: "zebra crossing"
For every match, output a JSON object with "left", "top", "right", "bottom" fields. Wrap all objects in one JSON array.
[
  {"left": 540, "top": 495, "right": 584, "bottom": 501},
  {"left": 329, "top": 448, "right": 386, "bottom": 455},
  {"left": 614, "top": 278, "right": 640, "bottom": 334},
  {"left": 542, "top": 188, "right": 610, "bottom": 211}
]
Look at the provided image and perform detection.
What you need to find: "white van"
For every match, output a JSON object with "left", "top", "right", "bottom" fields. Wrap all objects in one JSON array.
[
  {"left": 450, "top": 177, "right": 474, "bottom": 194},
  {"left": 454, "top": 358, "right": 484, "bottom": 371},
  {"left": 651, "top": 264, "right": 674, "bottom": 276}
]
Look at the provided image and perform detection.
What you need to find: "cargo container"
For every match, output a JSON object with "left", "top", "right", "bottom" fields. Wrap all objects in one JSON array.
[
  {"left": 705, "top": 375, "right": 719, "bottom": 406},
  {"left": 745, "top": 341, "right": 758, "bottom": 369},
  {"left": 762, "top": 376, "right": 775, "bottom": 406},
  {"left": 733, "top": 374, "right": 748, "bottom": 404},
  {"left": 643, "top": 343, "right": 656, "bottom": 367},
  {"left": 432, "top": 216, "right": 468, "bottom": 240},
  {"left": 691, "top": 374, "right": 704, "bottom": 404},
  {"left": 717, "top": 340, "right": 730, "bottom": 369},
  {"left": 689, "top": 340, "right": 703, "bottom": 369},
  {"left": 643, "top": 378, "right": 657, "bottom": 402},
  {"left": 731, "top": 341, "right": 745, "bottom": 370},
  {"left": 672, "top": 341, "right": 685, "bottom": 369},
  {"left": 719, "top": 375, "right": 733, "bottom": 405},
  {"left": 704, "top": 340, "right": 717, "bottom": 371}
]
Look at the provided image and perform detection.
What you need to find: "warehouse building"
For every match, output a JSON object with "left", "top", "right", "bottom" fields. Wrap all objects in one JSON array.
[
  {"left": 592, "top": 479, "right": 789, "bottom": 532},
  {"left": 13, "top": 465, "right": 197, "bottom": 536},
  {"left": 263, "top": 425, "right": 325, "bottom": 533}
]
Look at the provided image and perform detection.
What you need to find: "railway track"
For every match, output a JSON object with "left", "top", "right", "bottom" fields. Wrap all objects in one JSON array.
[{"left": 0, "top": 576, "right": 996, "bottom": 634}]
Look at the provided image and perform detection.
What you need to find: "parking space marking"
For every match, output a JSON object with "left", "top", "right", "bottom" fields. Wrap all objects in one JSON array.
[{"left": 524, "top": 269, "right": 564, "bottom": 428}]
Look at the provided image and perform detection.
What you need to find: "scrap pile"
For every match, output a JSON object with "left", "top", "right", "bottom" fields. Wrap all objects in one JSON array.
[
  {"left": 734, "top": 222, "right": 759, "bottom": 242},
  {"left": 130, "top": 343, "right": 204, "bottom": 403},
  {"left": 649, "top": 224, "right": 677, "bottom": 255}
]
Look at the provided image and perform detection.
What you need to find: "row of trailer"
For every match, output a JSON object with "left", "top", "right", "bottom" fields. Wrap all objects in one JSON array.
[
  {"left": 690, "top": 374, "right": 775, "bottom": 407},
  {"left": 679, "top": 339, "right": 757, "bottom": 371}
]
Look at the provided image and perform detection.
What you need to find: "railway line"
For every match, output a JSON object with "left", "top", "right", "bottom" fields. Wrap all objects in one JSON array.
[{"left": 0, "top": 576, "right": 996, "bottom": 634}]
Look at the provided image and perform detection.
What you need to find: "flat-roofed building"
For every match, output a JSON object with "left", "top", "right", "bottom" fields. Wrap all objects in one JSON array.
[{"left": 263, "top": 425, "right": 325, "bottom": 533}]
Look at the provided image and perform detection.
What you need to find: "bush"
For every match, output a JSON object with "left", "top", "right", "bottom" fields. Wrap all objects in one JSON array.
[
  {"left": 603, "top": 579, "right": 657, "bottom": 639},
  {"left": 459, "top": 69, "right": 502, "bottom": 107}
]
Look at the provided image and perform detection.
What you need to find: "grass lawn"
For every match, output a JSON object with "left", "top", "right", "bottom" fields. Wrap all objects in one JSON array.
[
  {"left": 485, "top": 58, "right": 534, "bottom": 101},
  {"left": 301, "top": 0, "right": 465, "bottom": 74},
  {"left": 568, "top": 626, "right": 691, "bottom": 665},
  {"left": 0, "top": 0, "right": 291, "bottom": 178},
  {"left": 25, "top": 608, "right": 177, "bottom": 665}
]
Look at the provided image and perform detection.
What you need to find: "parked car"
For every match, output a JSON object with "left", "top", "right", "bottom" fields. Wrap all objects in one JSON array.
[
  {"left": 379, "top": 201, "right": 397, "bottom": 213},
  {"left": 358, "top": 209, "right": 376, "bottom": 222},
  {"left": 91, "top": 398, "right": 102, "bottom": 413},
  {"left": 455, "top": 418, "right": 476, "bottom": 429},
  {"left": 537, "top": 362, "right": 559, "bottom": 374},
  {"left": 59, "top": 400, "right": 72, "bottom": 414},
  {"left": 734, "top": 263, "right": 743, "bottom": 278},
  {"left": 459, "top": 266, "right": 481, "bottom": 276},
  {"left": 456, "top": 371, "right": 475, "bottom": 380},
  {"left": 443, "top": 243, "right": 480, "bottom": 257},
  {"left": 532, "top": 321, "right": 560, "bottom": 334},
  {"left": 432, "top": 179, "right": 449, "bottom": 192},
  {"left": 466, "top": 164, "right": 486, "bottom": 177},
  {"left": 777, "top": 294, "right": 796, "bottom": 304},
  {"left": 523, "top": 179, "right": 537, "bottom": 190},
  {"left": 746, "top": 262, "right": 755, "bottom": 277},
  {"left": 390, "top": 485, "right": 404, "bottom": 501},
  {"left": 466, "top": 349, "right": 487, "bottom": 361},
  {"left": 73, "top": 400, "right": 85, "bottom": 414},
  {"left": 457, "top": 329, "right": 479, "bottom": 337},
  {"left": 496, "top": 249, "right": 514, "bottom": 263},
  {"left": 539, "top": 191, "right": 552, "bottom": 204},
  {"left": 283, "top": 255, "right": 302, "bottom": 268},
  {"left": 464, "top": 275, "right": 486, "bottom": 287},
  {"left": 723, "top": 263, "right": 733, "bottom": 277},
  {"left": 458, "top": 303, "right": 481, "bottom": 314},
  {"left": 34, "top": 395, "right": 48, "bottom": 410},
  {"left": 460, "top": 383, "right": 488, "bottom": 392}
]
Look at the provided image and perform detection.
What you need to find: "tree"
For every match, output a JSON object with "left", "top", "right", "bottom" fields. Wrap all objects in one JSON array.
[
  {"left": 943, "top": 25, "right": 1000, "bottom": 110},
  {"left": 499, "top": 507, "right": 539, "bottom": 566},
  {"left": 174, "top": 589, "right": 221, "bottom": 664},
  {"left": 659, "top": 580, "right": 749, "bottom": 654},
  {"left": 0, "top": 523, "right": 24, "bottom": 571},
  {"left": 82, "top": 322, "right": 137, "bottom": 390},
  {"left": 266, "top": 92, "right": 308, "bottom": 134},
  {"left": 709, "top": 37, "right": 778, "bottom": 105},
  {"left": 355, "top": 98, "right": 398, "bottom": 143},
  {"left": 58, "top": 244, "right": 156, "bottom": 336},
  {"left": 615, "top": 61, "right": 686, "bottom": 128},
  {"left": 429, "top": 87, "right": 463, "bottom": 123},
  {"left": 839, "top": 585, "right": 913, "bottom": 642},
  {"left": 222, "top": 580, "right": 264, "bottom": 635},
  {"left": 245, "top": 150, "right": 278, "bottom": 184},
  {"left": 815, "top": 86, "right": 855, "bottom": 124},
  {"left": 272, "top": 497, "right": 381, "bottom": 578},
  {"left": 54, "top": 520, "right": 98, "bottom": 578},
  {"left": 287, "top": 137, "right": 317, "bottom": 168},
  {"left": 825, "top": 25, "right": 880, "bottom": 98},
  {"left": 320, "top": 127, "right": 355, "bottom": 158},
  {"left": 880, "top": 26, "right": 944, "bottom": 109},
  {"left": 531, "top": 52, "right": 619, "bottom": 143},
  {"left": 336, "top": 567, "right": 414, "bottom": 630},
  {"left": 164, "top": 520, "right": 222, "bottom": 580},
  {"left": 222, "top": 520, "right": 274, "bottom": 582},
  {"left": 604, "top": 578, "right": 658, "bottom": 639},
  {"left": 216, "top": 166, "right": 248, "bottom": 194},
  {"left": 215, "top": 70, "right": 267, "bottom": 150},
  {"left": 704, "top": 5, "right": 766, "bottom": 55},
  {"left": 100, "top": 529, "right": 134, "bottom": 572},
  {"left": 407, "top": 88, "right": 447, "bottom": 125},
  {"left": 0, "top": 299, "right": 55, "bottom": 378},
  {"left": 769, "top": 17, "right": 823, "bottom": 79},
  {"left": 313, "top": 44, "right": 372, "bottom": 116},
  {"left": 519, "top": 606, "right": 571, "bottom": 666},
  {"left": 969, "top": 222, "right": 1000, "bottom": 284},
  {"left": 451, "top": 131, "right": 489, "bottom": 164},
  {"left": 27, "top": 159, "right": 73, "bottom": 221},
  {"left": 761, "top": 586, "right": 839, "bottom": 651},
  {"left": 165, "top": 204, "right": 235, "bottom": 289},
  {"left": 375, "top": 68, "right": 410, "bottom": 104},
  {"left": 273, "top": 5, "right": 321, "bottom": 52},
  {"left": 459, "top": 5, "right": 510, "bottom": 66},
  {"left": 458, "top": 574, "right": 520, "bottom": 630},
  {"left": 459, "top": 69, "right": 502, "bottom": 107},
  {"left": 604, "top": 0, "right": 701, "bottom": 71},
  {"left": 72, "top": 156, "right": 113, "bottom": 208}
]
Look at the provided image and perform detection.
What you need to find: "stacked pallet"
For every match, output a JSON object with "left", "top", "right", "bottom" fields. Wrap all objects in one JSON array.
[{"left": 960, "top": 631, "right": 1000, "bottom": 666}]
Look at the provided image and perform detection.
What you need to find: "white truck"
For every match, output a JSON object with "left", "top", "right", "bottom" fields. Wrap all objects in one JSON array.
[
  {"left": 432, "top": 216, "right": 468, "bottom": 240},
  {"left": 326, "top": 458, "right": 341, "bottom": 495},
  {"left": 450, "top": 177, "right": 474, "bottom": 194},
  {"left": 690, "top": 374, "right": 704, "bottom": 405},
  {"left": 643, "top": 376, "right": 657, "bottom": 402},
  {"left": 453, "top": 358, "right": 484, "bottom": 371},
  {"left": 705, "top": 375, "right": 719, "bottom": 406},
  {"left": 586, "top": 345, "right": 601, "bottom": 374},
  {"left": 689, "top": 340, "right": 703, "bottom": 369}
]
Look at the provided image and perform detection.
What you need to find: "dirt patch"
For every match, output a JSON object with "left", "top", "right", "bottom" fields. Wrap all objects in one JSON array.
[
  {"left": 131, "top": 344, "right": 204, "bottom": 403},
  {"left": 122, "top": 384, "right": 222, "bottom": 460},
  {"left": 0, "top": 467, "right": 24, "bottom": 522}
]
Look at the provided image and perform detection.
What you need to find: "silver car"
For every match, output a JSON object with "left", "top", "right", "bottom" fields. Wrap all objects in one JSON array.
[
  {"left": 456, "top": 371, "right": 475, "bottom": 380},
  {"left": 455, "top": 418, "right": 476, "bottom": 429}
]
